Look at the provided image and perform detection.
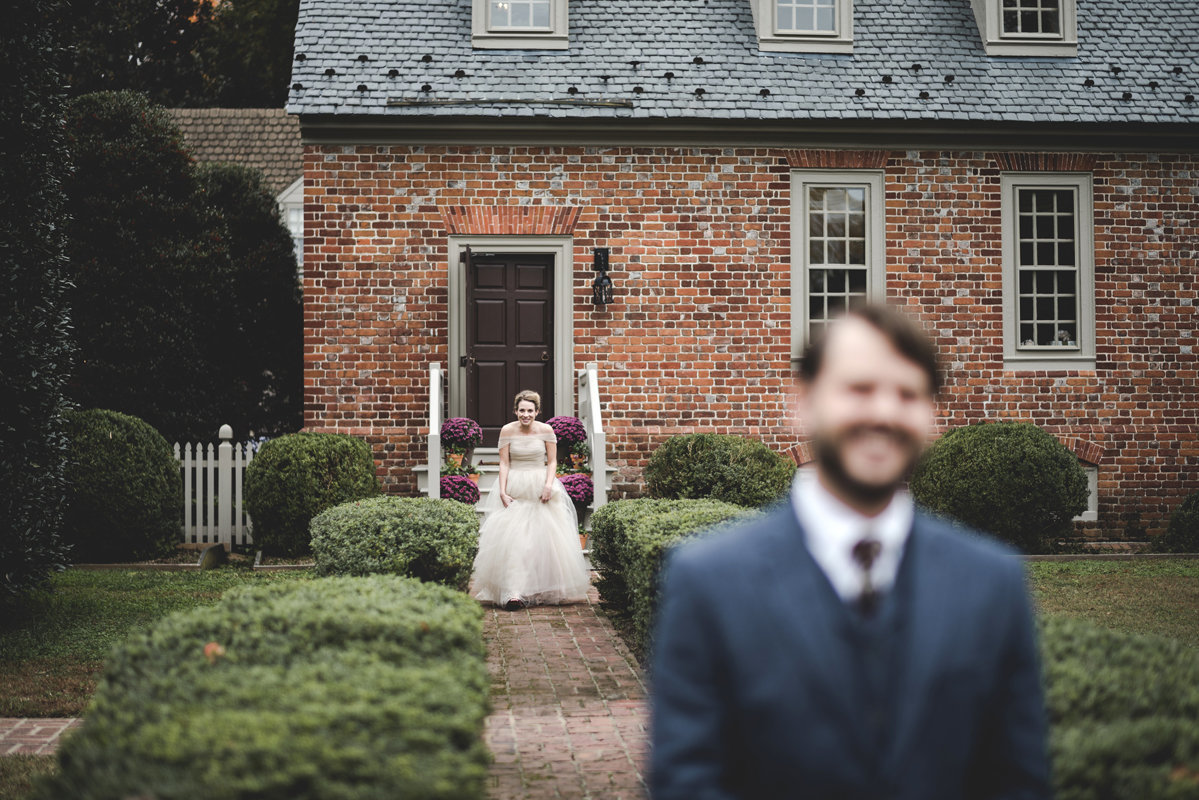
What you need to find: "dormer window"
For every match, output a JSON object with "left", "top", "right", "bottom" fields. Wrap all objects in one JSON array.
[
  {"left": 472, "top": 0, "right": 568, "bottom": 49},
  {"left": 1001, "top": 0, "right": 1060, "bottom": 36},
  {"left": 752, "top": 0, "right": 853, "bottom": 53},
  {"left": 972, "top": 0, "right": 1077, "bottom": 57}
]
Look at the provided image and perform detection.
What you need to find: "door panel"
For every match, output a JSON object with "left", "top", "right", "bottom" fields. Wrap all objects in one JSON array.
[{"left": 465, "top": 252, "right": 555, "bottom": 447}]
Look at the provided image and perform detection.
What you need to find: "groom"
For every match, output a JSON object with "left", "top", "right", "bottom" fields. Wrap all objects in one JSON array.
[{"left": 648, "top": 304, "right": 1052, "bottom": 799}]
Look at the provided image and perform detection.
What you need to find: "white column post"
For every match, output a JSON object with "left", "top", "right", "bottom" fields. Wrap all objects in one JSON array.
[{"left": 217, "top": 425, "right": 233, "bottom": 551}]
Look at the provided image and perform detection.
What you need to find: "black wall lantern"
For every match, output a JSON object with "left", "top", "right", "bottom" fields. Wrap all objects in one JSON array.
[{"left": 591, "top": 247, "right": 614, "bottom": 306}]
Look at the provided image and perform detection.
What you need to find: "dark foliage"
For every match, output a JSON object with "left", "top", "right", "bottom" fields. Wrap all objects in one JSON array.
[
  {"left": 0, "top": 0, "right": 76, "bottom": 602},
  {"left": 61, "top": 409, "right": 182, "bottom": 562},
  {"left": 54, "top": 0, "right": 218, "bottom": 107},
  {"left": 193, "top": 162, "right": 303, "bottom": 438},
  {"left": 198, "top": 0, "right": 302, "bottom": 106},
  {"left": 61, "top": 90, "right": 302, "bottom": 443},
  {"left": 1152, "top": 491, "right": 1199, "bottom": 553}
]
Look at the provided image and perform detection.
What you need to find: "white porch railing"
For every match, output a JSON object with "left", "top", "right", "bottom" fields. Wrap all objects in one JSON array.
[
  {"left": 173, "top": 424, "right": 255, "bottom": 550},
  {"left": 427, "top": 362, "right": 447, "bottom": 499},
  {"left": 577, "top": 362, "right": 607, "bottom": 508}
]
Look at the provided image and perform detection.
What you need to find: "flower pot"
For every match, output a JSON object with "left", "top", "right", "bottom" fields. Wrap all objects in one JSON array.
[
  {"left": 579, "top": 532, "right": 589, "bottom": 550},
  {"left": 467, "top": 473, "right": 481, "bottom": 484},
  {"left": 446, "top": 452, "right": 464, "bottom": 467}
]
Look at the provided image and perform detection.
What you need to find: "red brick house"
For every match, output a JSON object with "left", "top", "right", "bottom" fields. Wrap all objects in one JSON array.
[{"left": 285, "top": 0, "right": 1198, "bottom": 540}]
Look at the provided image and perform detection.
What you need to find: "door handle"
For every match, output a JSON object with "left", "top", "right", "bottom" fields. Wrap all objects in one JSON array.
[
  {"left": 459, "top": 355, "right": 476, "bottom": 367},
  {"left": 541, "top": 351, "right": 550, "bottom": 362}
]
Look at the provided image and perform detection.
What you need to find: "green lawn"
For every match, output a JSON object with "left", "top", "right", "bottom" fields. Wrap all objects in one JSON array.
[
  {"left": 1027, "top": 559, "right": 1199, "bottom": 648},
  {"left": 0, "top": 566, "right": 312, "bottom": 717},
  {"left": 0, "top": 756, "right": 55, "bottom": 800}
]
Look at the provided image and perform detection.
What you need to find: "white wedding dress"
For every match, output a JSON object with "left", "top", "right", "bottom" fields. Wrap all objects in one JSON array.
[{"left": 470, "top": 429, "right": 592, "bottom": 606}]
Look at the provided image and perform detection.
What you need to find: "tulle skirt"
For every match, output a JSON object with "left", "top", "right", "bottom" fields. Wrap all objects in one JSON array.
[{"left": 470, "top": 466, "right": 592, "bottom": 606}]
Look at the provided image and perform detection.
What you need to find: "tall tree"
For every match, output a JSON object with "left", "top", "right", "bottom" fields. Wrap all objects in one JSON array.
[
  {"left": 200, "top": 0, "right": 302, "bottom": 106},
  {"left": 62, "top": 90, "right": 232, "bottom": 443},
  {"left": 0, "top": 0, "right": 76, "bottom": 600},
  {"left": 195, "top": 162, "right": 303, "bottom": 438},
  {"left": 56, "top": 0, "right": 218, "bottom": 107}
]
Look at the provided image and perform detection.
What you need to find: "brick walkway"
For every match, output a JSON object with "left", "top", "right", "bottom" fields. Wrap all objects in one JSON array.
[
  {"left": 483, "top": 572, "right": 649, "bottom": 800},
  {"left": 0, "top": 718, "right": 82, "bottom": 755}
]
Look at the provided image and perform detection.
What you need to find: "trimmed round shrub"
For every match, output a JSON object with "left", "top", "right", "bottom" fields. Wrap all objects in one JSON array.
[
  {"left": 645, "top": 433, "right": 796, "bottom": 508},
  {"left": 311, "top": 496, "right": 481, "bottom": 590},
  {"left": 909, "top": 422, "right": 1087, "bottom": 554},
  {"left": 33, "top": 574, "right": 491, "bottom": 800},
  {"left": 1041, "top": 615, "right": 1199, "bottom": 799},
  {"left": 61, "top": 408, "right": 181, "bottom": 562},
  {"left": 1153, "top": 491, "right": 1199, "bottom": 553},
  {"left": 243, "top": 432, "right": 380, "bottom": 555}
]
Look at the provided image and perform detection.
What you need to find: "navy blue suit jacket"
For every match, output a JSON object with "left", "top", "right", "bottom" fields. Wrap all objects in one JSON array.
[{"left": 648, "top": 496, "right": 1052, "bottom": 800}]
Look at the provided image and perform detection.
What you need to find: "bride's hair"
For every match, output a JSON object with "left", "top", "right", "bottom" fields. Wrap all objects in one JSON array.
[{"left": 513, "top": 390, "right": 541, "bottom": 413}]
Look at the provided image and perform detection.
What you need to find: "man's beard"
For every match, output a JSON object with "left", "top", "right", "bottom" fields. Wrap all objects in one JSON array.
[{"left": 811, "top": 425, "right": 923, "bottom": 507}]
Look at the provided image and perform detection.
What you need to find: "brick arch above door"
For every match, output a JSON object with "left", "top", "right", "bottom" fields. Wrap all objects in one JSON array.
[{"left": 440, "top": 205, "right": 583, "bottom": 236}]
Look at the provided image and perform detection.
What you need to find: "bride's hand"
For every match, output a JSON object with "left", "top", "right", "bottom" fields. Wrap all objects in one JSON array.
[
  {"left": 539, "top": 485, "right": 551, "bottom": 503},
  {"left": 500, "top": 492, "right": 513, "bottom": 507}
]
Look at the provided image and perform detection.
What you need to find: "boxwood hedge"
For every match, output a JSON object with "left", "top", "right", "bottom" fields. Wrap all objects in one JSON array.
[
  {"left": 34, "top": 575, "right": 490, "bottom": 800},
  {"left": 243, "top": 432, "right": 381, "bottom": 555},
  {"left": 644, "top": 433, "right": 795, "bottom": 508},
  {"left": 62, "top": 408, "right": 182, "bottom": 562},
  {"left": 1042, "top": 614, "right": 1199, "bottom": 799},
  {"left": 311, "top": 496, "right": 480, "bottom": 590},
  {"left": 589, "top": 498, "right": 761, "bottom": 659}
]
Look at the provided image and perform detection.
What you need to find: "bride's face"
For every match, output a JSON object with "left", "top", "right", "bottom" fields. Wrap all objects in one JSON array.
[{"left": 516, "top": 401, "right": 538, "bottom": 426}]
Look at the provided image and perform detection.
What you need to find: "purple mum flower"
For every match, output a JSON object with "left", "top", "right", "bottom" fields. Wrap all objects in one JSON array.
[
  {"left": 440, "top": 475, "right": 480, "bottom": 504},
  {"left": 440, "top": 417, "right": 483, "bottom": 448},
  {"left": 559, "top": 473, "right": 594, "bottom": 505},
  {"left": 546, "top": 415, "right": 587, "bottom": 447}
]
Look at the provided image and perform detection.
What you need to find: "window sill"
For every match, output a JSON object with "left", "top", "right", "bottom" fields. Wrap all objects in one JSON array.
[
  {"left": 1003, "top": 355, "right": 1095, "bottom": 372},
  {"left": 472, "top": 33, "right": 568, "bottom": 49},
  {"left": 982, "top": 38, "right": 1077, "bottom": 57},
  {"left": 758, "top": 35, "right": 853, "bottom": 54}
]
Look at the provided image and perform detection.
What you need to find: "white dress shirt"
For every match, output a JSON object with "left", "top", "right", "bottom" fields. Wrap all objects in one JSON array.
[{"left": 790, "top": 467, "right": 914, "bottom": 604}]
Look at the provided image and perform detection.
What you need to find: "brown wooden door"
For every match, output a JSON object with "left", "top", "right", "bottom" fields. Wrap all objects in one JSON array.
[{"left": 465, "top": 252, "right": 555, "bottom": 447}]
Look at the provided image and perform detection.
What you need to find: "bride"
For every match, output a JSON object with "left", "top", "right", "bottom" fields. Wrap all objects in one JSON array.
[{"left": 470, "top": 389, "right": 592, "bottom": 610}]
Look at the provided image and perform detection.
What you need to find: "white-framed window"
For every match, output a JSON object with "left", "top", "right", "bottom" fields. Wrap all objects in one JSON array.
[
  {"left": 790, "top": 170, "right": 885, "bottom": 349},
  {"left": 1074, "top": 463, "right": 1098, "bottom": 522},
  {"left": 971, "top": 0, "right": 1077, "bottom": 56},
  {"left": 752, "top": 0, "right": 853, "bottom": 53},
  {"left": 472, "top": 0, "right": 568, "bottom": 48},
  {"left": 1000, "top": 172, "right": 1095, "bottom": 370},
  {"left": 276, "top": 176, "right": 304, "bottom": 278}
]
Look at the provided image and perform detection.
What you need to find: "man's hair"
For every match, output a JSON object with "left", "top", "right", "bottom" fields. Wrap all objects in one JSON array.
[{"left": 793, "top": 303, "right": 943, "bottom": 395}]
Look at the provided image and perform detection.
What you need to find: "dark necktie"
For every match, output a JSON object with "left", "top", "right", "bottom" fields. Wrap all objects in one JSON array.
[{"left": 851, "top": 535, "right": 883, "bottom": 616}]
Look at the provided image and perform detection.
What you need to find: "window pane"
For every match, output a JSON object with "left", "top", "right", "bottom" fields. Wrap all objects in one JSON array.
[
  {"left": 1015, "top": 184, "right": 1078, "bottom": 349},
  {"left": 810, "top": 213, "right": 825, "bottom": 237},
  {"left": 848, "top": 239, "right": 865, "bottom": 264},
  {"left": 848, "top": 269, "right": 867, "bottom": 293},
  {"left": 815, "top": 5, "right": 835, "bottom": 31},
  {"left": 490, "top": 0, "right": 510, "bottom": 27},
  {"left": 532, "top": 0, "right": 550, "bottom": 26},
  {"left": 848, "top": 213, "right": 865, "bottom": 238},
  {"left": 828, "top": 270, "right": 845, "bottom": 293},
  {"left": 827, "top": 240, "right": 845, "bottom": 264},
  {"left": 826, "top": 214, "right": 845, "bottom": 238}
]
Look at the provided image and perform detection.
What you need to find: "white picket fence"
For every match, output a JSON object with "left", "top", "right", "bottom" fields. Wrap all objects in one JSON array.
[{"left": 173, "top": 424, "right": 255, "bottom": 550}]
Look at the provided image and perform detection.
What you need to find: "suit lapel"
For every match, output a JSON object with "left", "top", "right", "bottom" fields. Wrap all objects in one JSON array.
[
  {"left": 883, "top": 514, "right": 956, "bottom": 770},
  {"left": 755, "top": 498, "right": 873, "bottom": 764}
]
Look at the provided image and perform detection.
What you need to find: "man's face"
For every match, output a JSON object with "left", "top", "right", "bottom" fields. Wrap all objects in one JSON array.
[{"left": 794, "top": 317, "right": 937, "bottom": 504}]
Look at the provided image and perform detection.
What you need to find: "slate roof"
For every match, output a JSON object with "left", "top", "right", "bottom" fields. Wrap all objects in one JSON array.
[
  {"left": 168, "top": 108, "right": 303, "bottom": 195},
  {"left": 283, "top": 0, "right": 1199, "bottom": 126}
]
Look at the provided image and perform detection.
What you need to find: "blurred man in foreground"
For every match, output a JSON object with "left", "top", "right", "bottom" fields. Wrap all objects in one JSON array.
[{"left": 648, "top": 303, "right": 1051, "bottom": 800}]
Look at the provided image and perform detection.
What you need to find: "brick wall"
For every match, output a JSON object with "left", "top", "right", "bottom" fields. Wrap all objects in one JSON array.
[{"left": 301, "top": 145, "right": 1197, "bottom": 540}]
